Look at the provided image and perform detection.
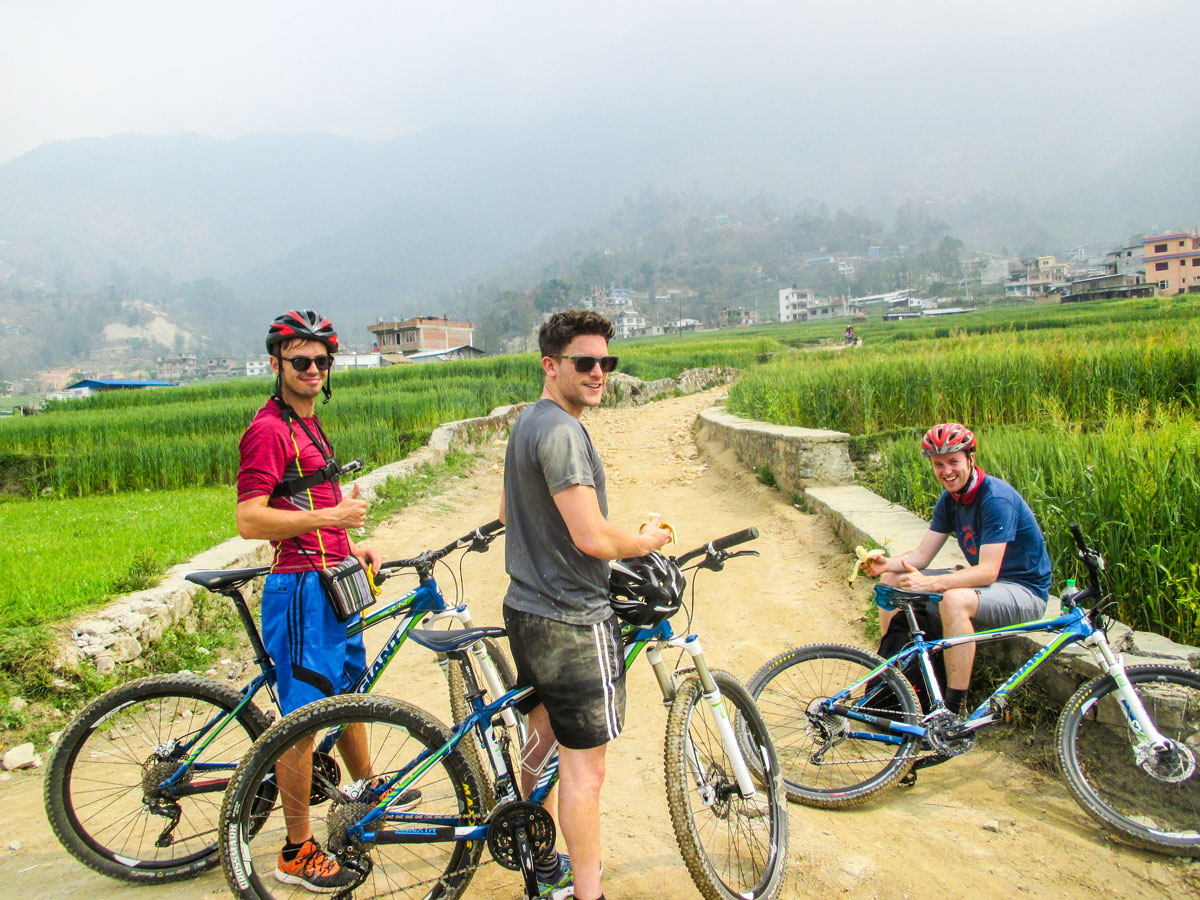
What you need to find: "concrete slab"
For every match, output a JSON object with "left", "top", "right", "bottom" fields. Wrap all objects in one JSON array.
[{"left": 805, "top": 483, "right": 966, "bottom": 569}]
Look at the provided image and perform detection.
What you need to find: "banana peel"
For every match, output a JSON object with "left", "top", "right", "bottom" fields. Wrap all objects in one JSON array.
[
  {"left": 639, "top": 518, "right": 677, "bottom": 545},
  {"left": 848, "top": 545, "right": 885, "bottom": 584}
]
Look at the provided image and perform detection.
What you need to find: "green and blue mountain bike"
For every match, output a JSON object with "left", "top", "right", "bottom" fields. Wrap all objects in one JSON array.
[
  {"left": 44, "top": 521, "right": 523, "bottom": 884},
  {"left": 218, "top": 528, "right": 788, "bottom": 900},
  {"left": 749, "top": 523, "right": 1200, "bottom": 856}
]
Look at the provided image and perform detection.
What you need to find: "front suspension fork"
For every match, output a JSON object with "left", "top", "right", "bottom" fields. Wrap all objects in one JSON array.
[{"left": 648, "top": 635, "right": 757, "bottom": 800}]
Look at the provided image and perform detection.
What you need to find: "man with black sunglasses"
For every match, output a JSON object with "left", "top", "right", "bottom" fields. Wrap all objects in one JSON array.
[
  {"left": 235, "top": 309, "right": 383, "bottom": 893},
  {"left": 500, "top": 309, "right": 673, "bottom": 900}
]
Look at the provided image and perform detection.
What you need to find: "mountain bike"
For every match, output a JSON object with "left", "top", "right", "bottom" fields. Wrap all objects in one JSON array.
[
  {"left": 44, "top": 521, "right": 523, "bottom": 884},
  {"left": 218, "top": 527, "right": 788, "bottom": 900},
  {"left": 748, "top": 523, "right": 1200, "bottom": 856}
]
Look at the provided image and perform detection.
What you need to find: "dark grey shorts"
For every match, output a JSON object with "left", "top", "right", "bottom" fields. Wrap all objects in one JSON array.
[
  {"left": 921, "top": 569, "right": 1048, "bottom": 630},
  {"left": 503, "top": 606, "right": 626, "bottom": 750}
]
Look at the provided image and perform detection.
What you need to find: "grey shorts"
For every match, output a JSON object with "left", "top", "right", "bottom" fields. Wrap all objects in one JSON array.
[
  {"left": 503, "top": 606, "right": 627, "bottom": 750},
  {"left": 922, "top": 569, "right": 1048, "bottom": 630}
]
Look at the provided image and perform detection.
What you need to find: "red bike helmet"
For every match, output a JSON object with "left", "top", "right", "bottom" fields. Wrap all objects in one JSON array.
[
  {"left": 608, "top": 553, "right": 686, "bottom": 627},
  {"left": 265, "top": 309, "right": 339, "bottom": 355},
  {"left": 921, "top": 423, "right": 976, "bottom": 457}
]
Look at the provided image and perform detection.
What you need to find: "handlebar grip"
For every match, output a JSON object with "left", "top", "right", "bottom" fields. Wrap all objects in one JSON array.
[
  {"left": 478, "top": 519, "right": 504, "bottom": 536},
  {"left": 712, "top": 527, "right": 759, "bottom": 552}
]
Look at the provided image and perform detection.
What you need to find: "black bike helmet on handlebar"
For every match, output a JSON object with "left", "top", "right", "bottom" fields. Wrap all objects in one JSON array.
[{"left": 608, "top": 553, "right": 686, "bottom": 627}]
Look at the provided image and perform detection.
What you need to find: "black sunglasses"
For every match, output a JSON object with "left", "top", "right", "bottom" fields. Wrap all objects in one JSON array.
[
  {"left": 550, "top": 354, "right": 619, "bottom": 373},
  {"left": 281, "top": 355, "right": 334, "bottom": 372}
]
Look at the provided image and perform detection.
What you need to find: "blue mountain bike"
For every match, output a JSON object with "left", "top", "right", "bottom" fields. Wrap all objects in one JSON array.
[
  {"left": 44, "top": 521, "right": 523, "bottom": 884},
  {"left": 218, "top": 528, "right": 788, "bottom": 900},
  {"left": 748, "top": 524, "right": 1200, "bottom": 856}
]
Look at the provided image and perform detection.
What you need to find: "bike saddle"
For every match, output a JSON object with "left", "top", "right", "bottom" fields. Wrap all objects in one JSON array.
[
  {"left": 185, "top": 566, "right": 272, "bottom": 592},
  {"left": 407, "top": 626, "right": 506, "bottom": 652}
]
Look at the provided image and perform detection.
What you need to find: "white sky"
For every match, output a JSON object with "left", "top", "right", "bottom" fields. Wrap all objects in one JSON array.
[{"left": 0, "top": 0, "right": 1185, "bottom": 164}]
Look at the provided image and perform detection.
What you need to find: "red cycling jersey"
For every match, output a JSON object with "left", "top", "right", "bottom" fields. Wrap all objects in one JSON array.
[{"left": 237, "top": 398, "right": 350, "bottom": 572}]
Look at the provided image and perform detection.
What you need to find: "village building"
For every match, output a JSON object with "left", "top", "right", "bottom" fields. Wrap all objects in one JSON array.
[
  {"left": 1143, "top": 230, "right": 1200, "bottom": 295},
  {"left": 367, "top": 315, "right": 477, "bottom": 360}
]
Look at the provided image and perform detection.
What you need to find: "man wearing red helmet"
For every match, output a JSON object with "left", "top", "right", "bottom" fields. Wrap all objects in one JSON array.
[
  {"left": 236, "top": 309, "right": 383, "bottom": 892},
  {"left": 862, "top": 422, "right": 1051, "bottom": 714}
]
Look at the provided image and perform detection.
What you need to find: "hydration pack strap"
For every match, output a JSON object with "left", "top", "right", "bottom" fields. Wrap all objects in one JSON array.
[{"left": 269, "top": 399, "right": 340, "bottom": 499}]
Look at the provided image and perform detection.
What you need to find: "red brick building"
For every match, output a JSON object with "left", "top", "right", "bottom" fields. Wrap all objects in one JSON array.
[{"left": 367, "top": 316, "right": 476, "bottom": 356}]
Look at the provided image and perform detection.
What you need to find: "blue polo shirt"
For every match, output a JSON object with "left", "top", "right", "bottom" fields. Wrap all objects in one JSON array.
[{"left": 930, "top": 476, "right": 1052, "bottom": 599}]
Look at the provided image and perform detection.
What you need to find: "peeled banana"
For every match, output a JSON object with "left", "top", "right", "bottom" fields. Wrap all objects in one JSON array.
[
  {"left": 847, "top": 545, "right": 885, "bottom": 584},
  {"left": 639, "top": 517, "right": 677, "bottom": 545}
]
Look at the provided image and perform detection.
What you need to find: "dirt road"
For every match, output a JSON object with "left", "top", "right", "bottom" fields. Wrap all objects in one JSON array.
[{"left": 3, "top": 389, "right": 1194, "bottom": 899}]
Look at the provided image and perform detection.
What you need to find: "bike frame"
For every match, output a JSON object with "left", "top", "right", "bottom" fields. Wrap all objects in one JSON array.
[
  {"left": 350, "top": 615, "right": 758, "bottom": 847},
  {"left": 822, "top": 603, "right": 1170, "bottom": 749},
  {"left": 160, "top": 569, "right": 484, "bottom": 792}
]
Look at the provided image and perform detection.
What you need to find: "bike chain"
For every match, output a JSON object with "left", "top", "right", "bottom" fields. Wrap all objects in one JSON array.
[{"left": 812, "top": 704, "right": 942, "bottom": 767}]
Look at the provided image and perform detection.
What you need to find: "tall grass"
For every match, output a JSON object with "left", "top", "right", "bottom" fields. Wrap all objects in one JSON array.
[{"left": 728, "top": 321, "right": 1200, "bottom": 434}]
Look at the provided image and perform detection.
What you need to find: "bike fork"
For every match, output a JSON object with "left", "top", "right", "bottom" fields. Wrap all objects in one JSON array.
[
  {"left": 651, "top": 636, "right": 758, "bottom": 800},
  {"left": 1087, "top": 633, "right": 1170, "bottom": 747}
]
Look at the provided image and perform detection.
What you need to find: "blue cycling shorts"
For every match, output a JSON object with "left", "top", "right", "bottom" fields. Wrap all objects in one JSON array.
[{"left": 261, "top": 571, "right": 367, "bottom": 715}]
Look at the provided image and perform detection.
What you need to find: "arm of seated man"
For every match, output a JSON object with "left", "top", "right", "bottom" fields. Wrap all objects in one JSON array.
[
  {"left": 897, "top": 542, "right": 1006, "bottom": 593},
  {"left": 553, "top": 483, "right": 670, "bottom": 560}
]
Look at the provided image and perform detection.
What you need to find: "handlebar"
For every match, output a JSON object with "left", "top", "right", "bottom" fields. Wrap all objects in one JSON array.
[
  {"left": 1064, "top": 521, "right": 1107, "bottom": 612},
  {"left": 377, "top": 520, "right": 505, "bottom": 578},
  {"left": 676, "top": 527, "right": 759, "bottom": 567}
]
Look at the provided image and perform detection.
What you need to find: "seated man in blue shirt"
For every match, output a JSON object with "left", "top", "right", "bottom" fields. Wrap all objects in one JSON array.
[{"left": 862, "top": 423, "right": 1052, "bottom": 714}]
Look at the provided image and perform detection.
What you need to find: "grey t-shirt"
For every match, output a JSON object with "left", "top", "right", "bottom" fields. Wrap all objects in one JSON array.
[{"left": 503, "top": 399, "right": 611, "bottom": 625}]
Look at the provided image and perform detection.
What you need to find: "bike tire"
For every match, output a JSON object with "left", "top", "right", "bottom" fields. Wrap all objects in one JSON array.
[
  {"left": 45, "top": 673, "right": 271, "bottom": 883},
  {"left": 445, "top": 637, "right": 524, "bottom": 808},
  {"left": 747, "top": 643, "right": 921, "bottom": 808},
  {"left": 219, "top": 693, "right": 486, "bottom": 900},
  {"left": 1057, "top": 664, "right": 1200, "bottom": 856},
  {"left": 664, "top": 669, "right": 788, "bottom": 900}
]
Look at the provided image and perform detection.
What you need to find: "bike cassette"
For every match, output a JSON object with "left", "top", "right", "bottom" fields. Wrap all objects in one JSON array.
[
  {"left": 325, "top": 798, "right": 373, "bottom": 855},
  {"left": 486, "top": 800, "right": 556, "bottom": 870}
]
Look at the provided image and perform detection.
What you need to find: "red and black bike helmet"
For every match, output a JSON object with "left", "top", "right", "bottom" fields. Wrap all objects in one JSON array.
[
  {"left": 265, "top": 309, "right": 339, "bottom": 355},
  {"left": 921, "top": 422, "right": 976, "bottom": 457},
  {"left": 266, "top": 309, "right": 338, "bottom": 405}
]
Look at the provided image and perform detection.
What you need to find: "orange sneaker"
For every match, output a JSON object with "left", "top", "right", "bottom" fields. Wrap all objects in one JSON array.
[{"left": 274, "top": 837, "right": 357, "bottom": 893}]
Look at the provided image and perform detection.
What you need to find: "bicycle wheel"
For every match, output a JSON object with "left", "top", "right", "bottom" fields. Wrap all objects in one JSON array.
[
  {"left": 665, "top": 669, "right": 788, "bottom": 900},
  {"left": 1057, "top": 664, "right": 1200, "bottom": 855},
  {"left": 45, "top": 673, "right": 270, "bottom": 883},
  {"left": 445, "top": 638, "right": 524, "bottom": 807},
  {"left": 747, "top": 643, "right": 921, "bottom": 808},
  {"left": 220, "top": 694, "right": 485, "bottom": 900}
]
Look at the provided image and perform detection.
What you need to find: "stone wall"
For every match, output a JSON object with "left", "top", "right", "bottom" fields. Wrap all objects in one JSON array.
[{"left": 693, "top": 405, "right": 856, "bottom": 495}]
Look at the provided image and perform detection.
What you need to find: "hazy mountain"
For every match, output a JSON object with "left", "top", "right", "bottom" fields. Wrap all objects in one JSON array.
[{"left": 1, "top": 56, "right": 1197, "bottom": 359}]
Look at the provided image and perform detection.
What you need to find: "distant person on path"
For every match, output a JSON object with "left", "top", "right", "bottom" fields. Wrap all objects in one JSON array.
[
  {"left": 861, "top": 422, "right": 1051, "bottom": 714},
  {"left": 499, "top": 309, "right": 673, "bottom": 900},
  {"left": 236, "top": 308, "right": 383, "bottom": 893}
]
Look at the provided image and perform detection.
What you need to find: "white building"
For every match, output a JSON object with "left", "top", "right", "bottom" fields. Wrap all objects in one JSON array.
[
  {"left": 612, "top": 308, "right": 646, "bottom": 340},
  {"left": 246, "top": 358, "right": 271, "bottom": 377},
  {"left": 779, "top": 287, "right": 851, "bottom": 322},
  {"left": 779, "top": 287, "right": 815, "bottom": 323}
]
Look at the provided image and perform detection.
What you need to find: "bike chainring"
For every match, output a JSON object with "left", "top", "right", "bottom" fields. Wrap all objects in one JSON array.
[
  {"left": 924, "top": 712, "right": 975, "bottom": 757},
  {"left": 310, "top": 751, "right": 342, "bottom": 806},
  {"left": 486, "top": 800, "right": 556, "bottom": 871}
]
